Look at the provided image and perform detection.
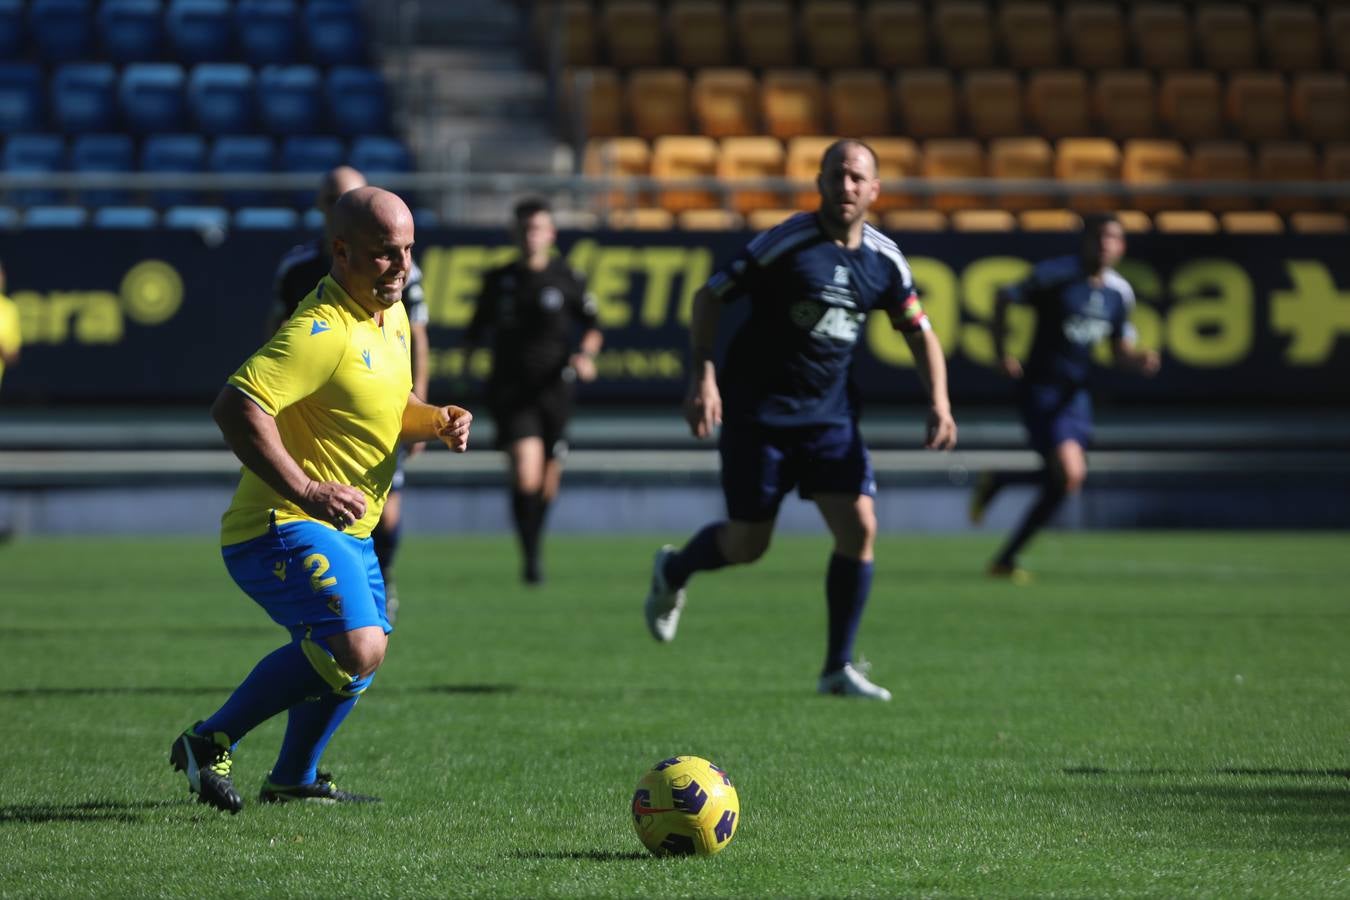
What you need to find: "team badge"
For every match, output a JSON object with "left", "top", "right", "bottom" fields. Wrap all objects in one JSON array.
[
  {"left": 833, "top": 265, "right": 850, "bottom": 286},
  {"left": 540, "top": 286, "right": 564, "bottom": 311},
  {"left": 272, "top": 561, "right": 287, "bottom": 581},
  {"left": 396, "top": 329, "right": 407, "bottom": 351}
]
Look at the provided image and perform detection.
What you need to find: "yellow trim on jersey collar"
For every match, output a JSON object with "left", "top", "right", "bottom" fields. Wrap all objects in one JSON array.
[{"left": 318, "top": 274, "right": 382, "bottom": 323}]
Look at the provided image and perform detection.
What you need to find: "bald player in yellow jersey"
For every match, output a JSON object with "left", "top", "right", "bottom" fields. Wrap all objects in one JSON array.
[{"left": 169, "top": 187, "right": 472, "bottom": 813}]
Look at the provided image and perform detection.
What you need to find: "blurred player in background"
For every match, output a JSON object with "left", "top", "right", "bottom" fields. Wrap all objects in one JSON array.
[
  {"left": 0, "top": 260, "right": 20, "bottom": 393},
  {"left": 970, "top": 214, "right": 1160, "bottom": 582},
  {"left": 465, "top": 197, "right": 602, "bottom": 585},
  {"left": 643, "top": 140, "right": 957, "bottom": 701},
  {"left": 170, "top": 187, "right": 472, "bottom": 812},
  {"left": 272, "top": 165, "right": 430, "bottom": 619}
]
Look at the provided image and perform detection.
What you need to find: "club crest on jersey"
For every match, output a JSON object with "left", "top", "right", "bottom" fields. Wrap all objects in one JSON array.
[
  {"left": 396, "top": 329, "right": 407, "bottom": 351},
  {"left": 540, "top": 286, "right": 564, "bottom": 311},
  {"left": 310, "top": 319, "right": 331, "bottom": 335},
  {"left": 361, "top": 349, "right": 372, "bottom": 369},
  {"left": 1086, "top": 290, "right": 1107, "bottom": 315},
  {"left": 833, "top": 265, "right": 850, "bottom": 286},
  {"left": 272, "top": 561, "right": 287, "bottom": 581}
]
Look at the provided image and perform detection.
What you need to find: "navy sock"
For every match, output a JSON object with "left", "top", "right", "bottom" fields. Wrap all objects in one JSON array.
[
  {"left": 664, "top": 522, "right": 729, "bottom": 589},
  {"left": 996, "top": 476, "right": 1067, "bottom": 567},
  {"left": 200, "top": 640, "right": 330, "bottom": 745},
  {"left": 373, "top": 517, "right": 401, "bottom": 583},
  {"left": 823, "top": 554, "right": 874, "bottom": 675},
  {"left": 268, "top": 672, "right": 373, "bottom": 786}
]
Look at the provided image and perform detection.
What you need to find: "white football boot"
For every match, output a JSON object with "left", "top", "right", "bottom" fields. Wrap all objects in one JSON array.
[
  {"left": 644, "top": 545, "right": 685, "bottom": 642},
  {"left": 818, "top": 662, "right": 893, "bottom": 701}
]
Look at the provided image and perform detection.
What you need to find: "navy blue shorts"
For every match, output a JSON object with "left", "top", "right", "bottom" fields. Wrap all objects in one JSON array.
[
  {"left": 1019, "top": 383, "right": 1093, "bottom": 456},
  {"left": 718, "top": 421, "right": 876, "bottom": 523}
]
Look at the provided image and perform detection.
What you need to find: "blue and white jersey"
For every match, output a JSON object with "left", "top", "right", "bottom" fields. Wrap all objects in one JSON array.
[
  {"left": 707, "top": 212, "right": 929, "bottom": 427},
  {"left": 1008, "top": 255, "right": 1133, "bottom": 388}
]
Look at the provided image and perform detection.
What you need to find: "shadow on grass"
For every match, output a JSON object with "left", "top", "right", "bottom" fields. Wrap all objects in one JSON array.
[
  {"left": 1065, "top": 766, "right": 1350, "bottom": 778},
  {"left": 0, "top": 686, "right": 235, "bottom": 699},
  {"left": 511, "top": 850, "right": 648, "bottom": 862},
  {"left": 0, "top": 800, "right": 179, "bottom": 825},
  {"left": 395, "top": 684, "right": 519, "bottom": 696}
]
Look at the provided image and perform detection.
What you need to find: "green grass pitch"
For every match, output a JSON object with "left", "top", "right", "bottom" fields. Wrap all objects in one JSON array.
[{"left": 1, "top": 532, "right": 1347, "bottom": 898}]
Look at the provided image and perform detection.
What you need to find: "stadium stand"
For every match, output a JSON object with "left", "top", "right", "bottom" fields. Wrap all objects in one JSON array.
[
  {"left": 692, "top": 68, "right": 758, "bottom": 137},
  {"left": 71, "top": 132, "right": 135, "bottom": 204},
  {"left": 668, "top": 0, "right": 730, "bottom": 68},
  {"left": 98, "top": 0, "right": 163, "bottom": 62},
  {"left": 51, "top": 63, "right": 119, "bottom": 133}
]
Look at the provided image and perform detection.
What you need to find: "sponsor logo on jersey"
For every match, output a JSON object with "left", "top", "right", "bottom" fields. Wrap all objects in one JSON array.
[{"left": 310, "top": 319, "right": 331, "bottom": 335}]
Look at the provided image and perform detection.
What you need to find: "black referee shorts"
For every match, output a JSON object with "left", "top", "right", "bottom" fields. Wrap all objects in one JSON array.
[{"left": 488, "top": 378, "right": 574, "bottom": 459}]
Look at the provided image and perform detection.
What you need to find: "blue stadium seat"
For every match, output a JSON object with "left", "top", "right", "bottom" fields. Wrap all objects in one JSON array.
[
  {"left": 165, "top": 0, "right": 234, "bottom": 62},
  {"left": 51, "top": 64, "right": 119, "bottom": 134},
  {"left": 3, "top": 133, "right": 66, "bottom": 205},
  {"left": 28, "top": 0, "right": 94, "bottom": 62},
  {"left": 120, "top": 63, "right": 187, "bottom": 133},
  {"left": 257, "top": 65, "right": 322, "bottom": 135},
  {"left": 0, "top": 64, "right": 44, "bottom": 133},
  {"left": 209, "top": 134, "right": 275, "bottom": 207},
  {"left": 71, "top": 133, "right": 135, "bottom": 205},
  {"left": 140, "top": 133, "right": 206, "bottom": 206},
  {"left": 0, "top": 205, "right": 19, "bottom": 228},
  {"left": 236, "top": 0, "right": 299, "bottom": 66},
  {"left": 325, "top": 66, "right": 388, "bottom": 136},
  {"left": 0, "top": 0, "right": 25, "bottom": 61},
  {"left": 234, "top": 206, "right": 299, "bottom": 228},
  {"left": 98, "top": 0, "right": 164, "bottom": 62},
  {"left": 188, "top": 64, "right": 256, "bottom": 135},
  {"left": 163, "top": 204, "right": 229, "bottom": 230},
  {"left": 24, "top": 204, "right": 89, "bottom": 227},
  {"left": 281, "top": 135, "right": 345, "bottom": 205},
  {"left": 93, "top": 205, "right": 159, "bottom": 227},
  {"left": 302, "top": 206, "right": 322, "bottom": 229},
  {"left": 411, "top": 207, "right": 439, "bottom": 228},
  {"left": 302, "top": 0, "right": 365, "bottom": 65},
  {"left": 349, "top": 135, "right": 411, "bottom": 177}
]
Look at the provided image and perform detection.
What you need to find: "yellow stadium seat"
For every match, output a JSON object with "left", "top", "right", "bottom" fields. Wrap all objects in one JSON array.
[
  {"left": 801, "top": 0, "right": 863, "bottom": 69},
  {"left": 583, "top": 137, "right": 652, "bottom": 207},
  {"left": 989, "top": 137, "right": 1055, "bottom": 211},
  {"left": 1155, "top": 211, "right": 1219, "bottom": 233},
  {"left": 1055, "top": 138, "right": 1121, "bottom": 213},
  {"left": 717, "top": 136, "right": 787, "bottom": 214},
  {"left": 607, "top": 207, "right": 676, "bottom": 230},
  {"left": 1195, "top": 4, "right": 1257, "bottom": 71},
  {"left": 668, "top": 1, "right": 731, "bottom": 68},
  {"left": 865, "top": 136, "right": 921, "bottom": 211},
  {"left": 866, "top": 1, "right": 928, "bottom": 68},
  {"left": 1018, "top": 209, "right": 1084, "bottom": 232},
  {"left": 1064, "top": 2, "right": 1127, "bottom": 69},
  {"left": 1226, "top": 72, "right": 1288, "bottom": 142},
  {"left": 533, "top": 1, "right": 597, "bottom": 66},
  {"left": 883, "top": 209, "right": 948, "bottom": 232},
  {"left": 1027, "top": 70, "right": 1090, "bottom": 139},
  {"left": 761, "top": 70, "right": 826, "bottom": 140},
  {"left": 827, "top": 70, "right": 892, "bottom": 138},
  {"left": 1130, "top": 3, "right": 1192, "bottom": 70},
  {"left": 894, "top": 70, "right": 957, "bottom": 139},
  {"left": 1260, "top": 4, "right": 1323, "bottom": 73},
  {"left": 1159, "top": 71, "right": 1223, "bottom": 142},
  {"left": 1257, "top": 141, "right": 1320, "bottom": 214},
  {"left": 692, "top": 69, "right": 759, "bottom": 138},
  {"left": 651, "top": 135, "right": 721, "bottom": 212},
  {"left": 565, "top": 68, "right": 623, "bottom": 139},
  {"left": 626, "top": 69, "right": 691, "bottom": 141},
  {"left": 964, "top": 70, "right": 1024, "bottom": 139},
  {"left": 1291, "top": 74, "right": 1350, "bottom": 143},
  {"left": 1221, "top": 211, "right": 1285, "bottom": 234},
  {"left": 1115, "top": 210, "right": 1153, "bottom": 233},
  {"left": 736, "top": 0, "right": 797, "bottom": 68},
  {"left": 747, "top": 208, "right": 802, "bottom": 231},
  {"left": 921, "top": 139, "right": 987, "bottom": 211},
  {"left": 1095, "top": 70, "right": 1157, "bottom": 140},
  {"left": 1289, "top": 211, "right": 1349, "bottom": 233},
  {"left": 951, "top": 209, "right": 1016, "bottom": 231},
  {"left": 1189, "top": 141, "right": 1253, "bottom": 213},
  {"left": 678, "top": 208, "right": 745, "bottom": 231},
  {"left": 934, "top": 1, "right": 995, "bottom": 69},
  {"left": 601, "top": 0, "right": 663, "bottom": 68},
  {"left": 786, "top": 135, "right": 836, "bottom": 210},
  {"left": 1000, "top": 1, "right": 1060, "bottom": 69},
  {"left": 1121, "top": 139, "right": 1188, "bottom": 212}
]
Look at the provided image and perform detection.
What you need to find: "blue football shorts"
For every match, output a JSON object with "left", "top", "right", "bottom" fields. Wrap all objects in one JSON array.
[
  {"left": 222, "top": 517, "right": 392, "bottom": 642},
  {"left": 718, "top": 420, "right": 876, "bottom": 523},
  {"left": 1019, "top": 382, "right": 1094, "bottom": 456}
]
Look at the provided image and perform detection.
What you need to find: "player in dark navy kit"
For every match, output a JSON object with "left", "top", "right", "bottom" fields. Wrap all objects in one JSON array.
[
  {"left": 466, "top": 197, "right": 602, "bottom": 585},
  {"left": 271, "top": 166, "right": 431, "bottom": 618},
  {"left": 970, "top": 214, "right": 1160, "bottom": 582},
  {"left": 643, "top": 140, "right": 958, "bottom": 701}
]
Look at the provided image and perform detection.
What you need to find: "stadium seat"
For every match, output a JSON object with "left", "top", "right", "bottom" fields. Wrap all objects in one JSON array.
[
  {"left": 895, "top": 70, "right": 957, "bottom": 139},
  {"left": 801, "top": 0, "right": 863, "bottom": 70},
  {"left": 564, "top": 68, "right": 622, "bottom": 139},
  {"left": 0, "top": 205, "right": 19, "bottom": 228},
  {"left": 3, "top": 134, "right": 66, "bottom": 205},
  {"left": 1159, "top": 72, "right": 1222, "bottom": 142},
  {"left": 349, "top": 135, "right": 411, "bottom": 177},
  {"left": 864, "top": 136, "right": 920, "bottom": 212},
  {"left": 1260, "top": 4, "right": 1322, "bottom": 72},
  {"left": 1000, "top": 1, "right": 1059, "bottom": 69},
  {"left": 785, "top": 135, "right": 834, "bottom": 209},
  {"left": 1324, "top": 144, "right": 1350, "bottom": 212},
  {"left": 209, "top": 134, "right": 275, "bottom": 207},
  {"left": 303, "top": 0, "right": 366, "bottom": 65},
  {"left": 1333, "top": 9, "right": 1350, "bottom": 71},
  {"left": 0, "top": 0, "right": 22, "bottom": 60},
  {"left": 71, "top": 133, "right": 135, "bottom": 205},
  {"left": 1064, "top": 2, "right": 1126, "bottom": 70},
  {"left": 867, "top": 1, "right": 926, "bottom": 68},
  {"left": 668, "top": 1, "right": 730, "bottom": 68},
  {"left": 98, "top": 0, "right": 164, "bottom": 62},
  {"left": 92, "top": 205, "right": 158, "bottom": 227},
  {"left": 921, "top": 139, "right": 986, "bottom": 211},
  {"left": 1018, "top": 209, "right": 1083, "bottom": 232},
  {"left": 583, "top": 137, "right": 651, "bottom": 206},
  {"left": 119, "top": 63, "right": 187, "bottom": 134},
  {"left": 677, "top": 208, "right": 744, "bottom": 231},
  {"left": 601, "top": 0, "right": 662, "bottom": 69},
  {"left": 163, "top": 204, "right": 229, "bottom": 230},
  {"left": 0, "top": 64, "right": 44, "bottom": 133},
  {"left": 626, "top": 69, "right": 691, "bottom": 142},
  {"left": 1054, "top": 138, "right": 1121, "bottom": 213},
  {"left": 24, "top": 205, "right": 89, "bottom": 227},
  {"left": 735, "top": 0, "right": 796, "bottom": 68},
  {"left": 951, "top": 209, "right": 1015, "bottom": 231},
  {"left": 1130, "top": 3, "right": 1191, "bottom": 70},
  {"left": 1221, "top": 210, "right": 1284, "bottom": 234},
  {"left": 1257, "top": 141, "right": 1320, "bottom": 213},
  {"left": 651, "top": 135, "right": 719, "bottom": 211},
  {"left": 964, "top": 70, "right": 1024, "bottom": 139},
  {"left": 165, "top": 0, "right": 233, "bottom": 62},
  {"left": 140, "top": 133, "right": 207, "bottom": 206},
  {"left": 235, "top": 0, "right": 299, "bottom": 66},
  {"left": 607, "top": 207, "right": 675, "bottom": 230},
  {"left": 28, "top": 0, "right": 94, "bottom": 62},
  {"left": 746, "top": 208, "right": 799, "bottom": 231},
  {"left": 760, "top": 70, "right": 825, "bottom": 140},
  {"left": 692, "top": 69, "right": 758, "bottom": 138},
  {"left": 827, "top": 70, "right": 891, "bottom": 137},
  {"left": 1226, "top": 72, "right": 1288, "bottom": 142},
  {"left": 1115, "top": 209, "right": 1152, "bottom": 232},
  {"left": 257, "top": 65, "right": 322, "bottom": 135},
  {"left": 1195, "top": 4, "right": 1256, "bottom": 71},
  {"left": 51, "top": 64, "right": 118, "bottom": 134},
  {"left": 1027, "top": 70, "right": 1090, "bottom": 139},
  {"left": 325, "top": 66, "right": 388, "bottom": 137},
  {"left": 281, "top": 135, "right": 346, "bottom": 206},
  {"left": 1289, "top": 211, "right": 1348, "bottom": 234},
  {"left": 933, "top": 1, "right": 993, "bottom": 69},
  {"left": 1095, "top": 70, "right": 1156, "bottom": 139},
  {"left": 1121, "top": 139, "right": 1187, "bottom": 212},
  {"left": 988, "top": 137, "right": 1054, "bottom": 210},
  {"left": 882, "top": 209, "right": 947, "bottom": 232},
  {"left": 187, "top": 64, "right": 256, "bottom": 135},
  {"left": 1291, "top": 74, "right": 1350, "bottom": 143},
  {"left": 532, "top": 0, "right": 595, "bottom": 67},
  {"left": 1155, "top": 210, "right": 1219, "bottom": 233},
  {"left": 233, "top": 206, "right": 299, "bottom": 228},
  {"left": 717, "top": 136, "right": 786, "bottom": 214},
  {"left": 1189, "top": 141, "right": 1252, "bottom": 213}
]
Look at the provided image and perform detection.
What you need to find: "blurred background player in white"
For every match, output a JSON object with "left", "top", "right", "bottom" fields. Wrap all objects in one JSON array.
[
  {"left": 644, "top": 140, "right": 957, "bottom": 701},
  {"left": 465, "top": 198, "right": 602, "bottom": 585},
  {"left": 970, "top": 214, "right": 1161, "bottom": 581},
  {"left": 271, "top": 166, "right": 430, "bottom": 619}
]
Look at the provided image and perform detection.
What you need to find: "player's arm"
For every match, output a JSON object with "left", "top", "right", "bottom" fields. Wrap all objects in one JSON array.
[
  {"left": 683, "top": 285, "right": 723, "bottom": 439},
  {"left": 567, "top": 280, "right": 604, "bottom": 382},
  {"left": 903, "top": 327, "right": 957, "bottom": 451},
  {"left": 991, "top": 286, "right": 1023, "bottom": 380},
  {"left": 212, "top": 386, "right": 367, "bottom": 525},
  {"left": 401, "top": 393, "right": 472, "bottom": 452},
  {"left": 1111, "top": 333, "right": 1161, "bottom": 376}
]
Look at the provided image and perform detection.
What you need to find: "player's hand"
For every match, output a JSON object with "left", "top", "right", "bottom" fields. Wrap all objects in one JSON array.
[
  {"left": 1137, "top": 349, "right": 1161, "bottom": 377},
  {"left": 301, "top": 480, "right": 367, "bottom": 530},
  {"left": 924, "top": 405, "right": 957, "bottom": 451},
  {"left": 435, "top": 405, "right": 473, "bottom": 452},
  {"left": 569, "top": 353, "right": 598, "bottom": 382},
  {"left": 998, "top": 355, "right": 1023, "bottom": 379},
  {"left": 683, "top": 378, "right": 722, "bottom": 440}
]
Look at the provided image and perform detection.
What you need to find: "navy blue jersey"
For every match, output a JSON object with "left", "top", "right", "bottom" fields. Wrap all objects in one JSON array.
[
  {"left": 707, "top": 213, "right": 928, "bottom": 427},
  {"left": 1008, "top": 255, "right": 1133, "bottom": 388}
]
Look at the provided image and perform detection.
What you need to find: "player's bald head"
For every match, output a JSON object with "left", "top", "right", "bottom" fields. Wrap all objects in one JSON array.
[
  {"left": 821, "top": 140, "right": 878, "bottom": 179},
  {"left": 317, "top": 166, "right": 367, "bottom": 217},
  {"left": 331, "top": 186, "right": 412, "bottom": 242}
]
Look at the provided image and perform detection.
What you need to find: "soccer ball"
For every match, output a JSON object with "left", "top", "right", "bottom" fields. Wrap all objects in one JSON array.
[{"left": 631, "top": 755, "right": 740, "bottom": 856}]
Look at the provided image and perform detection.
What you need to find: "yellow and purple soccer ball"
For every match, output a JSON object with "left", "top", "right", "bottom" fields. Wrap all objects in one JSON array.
[{"left": 631, "top": 755, "right": 740, "bottom": 856}]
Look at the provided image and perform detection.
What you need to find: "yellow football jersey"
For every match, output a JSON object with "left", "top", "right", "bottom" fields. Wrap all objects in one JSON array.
[{"left": 221, "top": 275, "right": 413, "bottom": 545}]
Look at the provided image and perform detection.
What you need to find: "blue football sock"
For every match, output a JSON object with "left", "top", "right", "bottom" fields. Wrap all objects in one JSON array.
[
  {"left": 268, "top": 671, "right": 373, "bottom": 787},
  {"left": 823, "top": 554, "right": 874, "bottom": 675},
  {"left": 199, "top": 641, "right": 330, "bottom": 745},
  {"left": 665, "top": 522, "right": 729, "bottom": 590},
  {"left": 996, "top": 474, "right": 1067, "bottom": 567}
]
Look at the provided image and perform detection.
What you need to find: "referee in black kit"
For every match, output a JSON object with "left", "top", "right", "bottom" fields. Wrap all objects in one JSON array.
[{"left": 466, "top": 198, "right": 603, "bottom": 585}]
